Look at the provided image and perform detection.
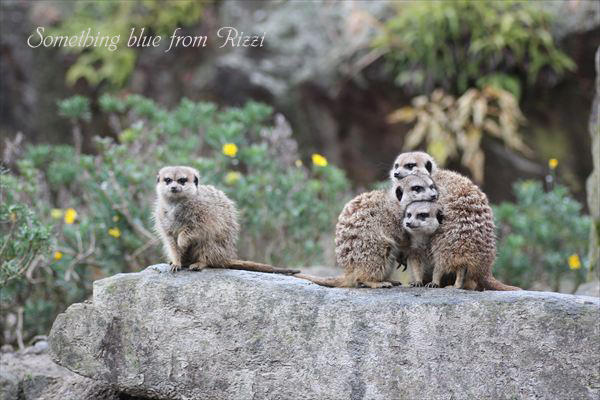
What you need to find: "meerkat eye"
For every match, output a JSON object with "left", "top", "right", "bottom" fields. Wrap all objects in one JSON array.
[
  {"left": 404, "top": 163, "right": 416, "bottom": 170},
  {"left": 417, "top": 213, "right": 429, "bottom": 220},
  {"left": 412, "top": 186, "right": 423, "bottom": 192},
  {"left": 164, "top": 178, "right": 172, "bottom": 184},
  {"left": 407, "top": 213, "right": 412, "bottom": 218},
  {"left": 394, "top": 163, "right": 399, "bottom": 169},
  {"left": 177, "top": 178, "right": 188, "bottom": 185}
]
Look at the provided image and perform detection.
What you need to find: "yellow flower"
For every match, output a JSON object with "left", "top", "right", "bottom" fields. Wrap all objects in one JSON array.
[
  {"left": 64, "top": 208, "right": 77, "bottom": 224},
  {"left": 53, "top": 251, "right": 63, "bottom": 261},
  {"left": 312, "top": 153, "right": 328, "bottom": 167},
  {"left": 568, "top": 254, "right": 581, "bottom": 270},
  {"left": 112, "top": 215, "right": 120, "bottom": 222},
  {"left": 222, "top": 143, "right": 238, "bottom": 157},
  {"left": 549, "top": 158, "right": 558, "bottom": 170},
  {"left": 108, "top": 227, "right": 121, "bottom": 238},
  {"left": 224, "top": 171, "right": 242, "bottom": 185},
  {"left": 51, "top": 209, "right": 63, "bottom": 219},
  {"left": 295, "top": 159, "right": 303, "bottom": 168},
  {"left": 9, "top": 212, "right": 17, "bottom": 223}
]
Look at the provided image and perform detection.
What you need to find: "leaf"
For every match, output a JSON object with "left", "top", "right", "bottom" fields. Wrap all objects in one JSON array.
[{"left": 387, "top": 107, "right": 417, "bottom": 123}]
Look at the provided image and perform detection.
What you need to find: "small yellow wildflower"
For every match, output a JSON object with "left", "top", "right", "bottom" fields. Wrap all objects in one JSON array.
[
  {"left": 64, "top": 208, "right": 77, "bottom": 224},
  {"left": 51, "top": 209, "right": 64, "bottom": 219},
  {"left": 295, "top": 159, "right": 303, "bottom": 168},
  {"left": 9, "top": 212, "right": 17, "bottom": 222},
  {"left": 112, "top": 215, "right": 120, "bottom": 222},
  {"left": 568, "top": 254, "right": 581, "bottom": 270},
  {"left": 108, "top": 227, "right": 121, "bottom": 238},
  {"left": 222, "top": 143, "right": 238, "bottom": 157},
  {"left": 312, "top": 153, "right": 328, "bottom": 167},
  {"left": 54, "top": 251, "right": 63, "bottom": 261},
  {"left": 548, "top": 158, "right": 558, "bottom": 170},
  {"left": 224, "top": 171, "right": 242, "bottom": 185}
]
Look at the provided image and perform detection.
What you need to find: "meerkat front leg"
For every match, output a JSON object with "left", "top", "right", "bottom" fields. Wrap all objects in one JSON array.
[
  {"left": 165, "top": 237, "right": 183, "bottom": 272},
  {"left": 454, "top": 267, "right": 466, "bottom": 289},
  {"left": 426, "top": 266, "right": 443, "bottom": 288},
  {"left": 408, "top": 257, "right": 425, "bottom": 287}
]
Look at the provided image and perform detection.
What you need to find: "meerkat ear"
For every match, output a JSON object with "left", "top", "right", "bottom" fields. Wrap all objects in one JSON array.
[
  {"left": 395, "top": 187, "right": 403, "bottom": 202},
  {"left": 156, "top": 174, "right": 160, "bottom": 183},
  {"left": 425, "top": 161, "right": 433, "bottom": 173},
  {"left": 436, "top": 209, "right": 444, "bottom": 224},
  {"left": 193, "top": 175, "right": 199, "bottom": 186}
]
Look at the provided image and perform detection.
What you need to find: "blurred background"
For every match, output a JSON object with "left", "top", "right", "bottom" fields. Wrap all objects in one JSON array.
[{"left": 1, "top": 0, "right": 599, "bottom": 348}]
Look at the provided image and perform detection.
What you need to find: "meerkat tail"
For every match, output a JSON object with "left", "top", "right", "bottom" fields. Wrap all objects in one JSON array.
[
  {"left": 293, "top": 273, "right": 348, "bottom": 288},
  {"left": 222, "top": 259, "right": 300, "bottom": 275},
  {"left": 480, "top": 276, "right": 522, "bottom": 291}
]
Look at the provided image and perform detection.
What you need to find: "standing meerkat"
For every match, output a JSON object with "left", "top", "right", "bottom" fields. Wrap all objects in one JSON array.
[
  {"left": 402, "top": 200, "right": 443, "bottom": 287},
  {"left": 154, "top": 166, "right": 299, "bottom": 275},
  {"left": 391, "top": 152, "right": 520, "bottom": 290},
  {"left": 294, "top": 173, "right": 438, "bottom": 288}
]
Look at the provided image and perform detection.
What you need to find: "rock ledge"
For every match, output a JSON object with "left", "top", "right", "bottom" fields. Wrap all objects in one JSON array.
[{"left": 50, "top": 265, "right": 600, "bottom": 400}]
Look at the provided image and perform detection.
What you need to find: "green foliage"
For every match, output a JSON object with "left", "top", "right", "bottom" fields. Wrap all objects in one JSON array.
[
  {"left": 47, "top": 0, "right": 206, "bottom": 88},
  {"left": 57, "top": 96, "right": 91, "bottom": 121},
  {"left": 1, "top": 95, "right": 350, "bottom": 345},
  {"left": 0, "top": 169, "right": 51, "bottom": 287},
  {"left": 494, "top": 181, "right": 590, "bottom": 291},
  {"left": 375, "top": 0, "right": 576, "bottom": 95}
]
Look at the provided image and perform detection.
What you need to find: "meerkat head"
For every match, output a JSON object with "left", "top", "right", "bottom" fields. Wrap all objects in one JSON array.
[
  {"left": 390, "top": 151, "right": 437, "bottom": 181},
  {"left": 393, "top": 173, "right": 438, "bottom": 204},
  {"left": 156, "top": 166, "right": 199, "bottom": 202},
  {"left": 403, "top": 201, "right": 443, "bottom": 236}
]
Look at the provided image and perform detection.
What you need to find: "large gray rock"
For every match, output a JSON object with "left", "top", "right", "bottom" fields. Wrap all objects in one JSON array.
[{"left": 49, "top": 265, "right": 600, "bottom": 400}]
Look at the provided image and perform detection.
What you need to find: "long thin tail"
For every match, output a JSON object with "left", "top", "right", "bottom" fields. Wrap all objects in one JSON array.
[
  {"left": 480, "top": 275, "right": 521, "bottom": 291},
  {"left": 293, "top": 273, "right": 348, "bottom": 288},
  {"left": 224, "top": 259, "right": 299, "bottom": 275}
]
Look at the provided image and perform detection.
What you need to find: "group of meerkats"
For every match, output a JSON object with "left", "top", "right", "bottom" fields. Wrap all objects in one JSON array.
[{"left": 154, "top": 151, "right": 520, "bottom": 291}]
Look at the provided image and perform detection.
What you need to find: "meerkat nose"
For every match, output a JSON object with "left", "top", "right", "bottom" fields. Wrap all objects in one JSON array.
[
  {"left": 405, "top": 221, "right": 413, "bottom": 228},
  {"left": 431, "top": 194, "right": 438, "bottom": 200},
  {"left": 393, "top": 172, "right": 402, "bottom": 179},
  {"left": 170, "top": 186, "right": 178, "bottom": 193}
]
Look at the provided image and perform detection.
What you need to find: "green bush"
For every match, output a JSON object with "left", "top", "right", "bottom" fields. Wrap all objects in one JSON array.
[
  {"left": 0, "top": 95, "right": 350, "bottom": 345},
  {"left": 494, "top": 181, "right": 590, "bottom": 291},
  {"left": 374, "top": 0, "right": 575, "bottom": 96}
]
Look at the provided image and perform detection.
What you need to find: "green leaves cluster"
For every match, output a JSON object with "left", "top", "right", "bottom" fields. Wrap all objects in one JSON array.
[
  {"left": 1, "top": 94, "right": 350, "bottom": 345},
  {"left": 375, "top": 0, "right": 575, "bottom": 96},
  {"left": 494, "top": 181, "right": 590, "bottom": 291},
  {"left": 47, "top": 0, "right": 206, "bottom": 88}
]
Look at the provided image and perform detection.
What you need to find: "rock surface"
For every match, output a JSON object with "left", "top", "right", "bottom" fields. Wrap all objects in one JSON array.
[
  {"left": 0, "top": 350, "right": 129, "bottom": 400},
  {"left": 50, "top": 265, "right": 600, "bottom": 400}
]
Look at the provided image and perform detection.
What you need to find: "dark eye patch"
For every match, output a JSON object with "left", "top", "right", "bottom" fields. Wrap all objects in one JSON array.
[
  {"left": 411, "top": 186, "right": 423, "bottom": 193},
  {"left": 404, "top": 163, "right": 416, "bottom": 170},
  {"left": 407, "top": 213, "right": 412, "bottom": 218},
  {"left": 417, "top": 213, "right": 429, "bottom": 220},
  {"left": 394, "top": 163, "right": 399, "bottom": 169},
  {"left": 177, "top": 177, "right": 188, "bottom": 185},
  {"left": 164, "top": 177, "right": 173, "bottom": 184},
  {"left": 425, "top": 161, "right": 432, "bottom": 173}
]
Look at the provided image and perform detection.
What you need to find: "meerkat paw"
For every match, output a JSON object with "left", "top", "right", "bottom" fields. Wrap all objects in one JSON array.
[
  {"left": 389, "top": 280, "right": 403, "bottom": 287},
  {"left": 410, "top": 281, "right": 424, "bottom": 287},
  {"left": 425, "top": 282, "right": 439, "bottom": 288},
  {"left": 170, "top": 263, "right": 182, "bottom": 273},
  {"left": 189, "top": 262, "right": 208, "bottom": 271}
]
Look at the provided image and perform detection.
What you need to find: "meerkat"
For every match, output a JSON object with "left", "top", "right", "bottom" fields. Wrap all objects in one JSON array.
[
  {"left": 402, "top": 200, "right": 442, "bottom": 287},
  {"left": 154, "top": 166, "right": 299, "bottom": 275},
  {"left": 390, "top": 152, "right": 520, "bottom": 291},
  {"left": 294, "top": 173, "right": 438, "bottom": 288}
]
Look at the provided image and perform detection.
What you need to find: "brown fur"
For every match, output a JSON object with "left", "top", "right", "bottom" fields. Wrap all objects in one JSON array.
[
  {"left": 392, "top": 152, "right": 521, "bottom": 291},
  {"left": 154, "top": 166, "right": 298, "bottom": 275},
  {"left": 294, "top": 174, "right": 438, "bottom": 288}
]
